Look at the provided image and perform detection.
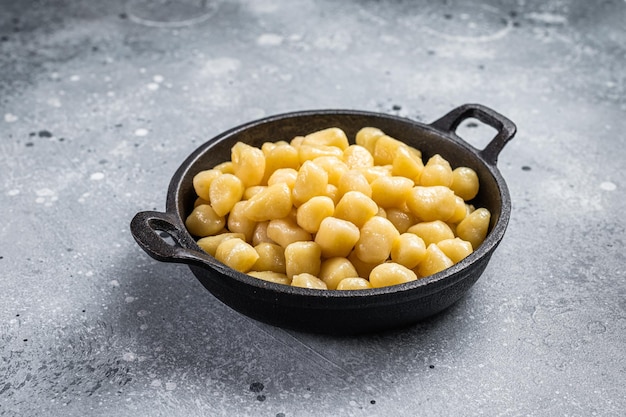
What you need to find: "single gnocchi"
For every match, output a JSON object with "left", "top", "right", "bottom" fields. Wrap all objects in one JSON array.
[{"left": 186, "top": 126, "right": 491, "bottom": 290}]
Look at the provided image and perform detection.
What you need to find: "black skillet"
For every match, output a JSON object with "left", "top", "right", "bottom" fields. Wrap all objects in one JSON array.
[{"left": 130, "top": 103, "right": 516, "bottom": 335}]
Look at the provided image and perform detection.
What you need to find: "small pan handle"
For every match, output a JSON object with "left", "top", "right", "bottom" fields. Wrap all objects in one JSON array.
[
  {"left": 430, "top": 103, "right": 517, "bottom": 165},
  {"left": 130, "top": 210, "right": 210, "bottom": 265}
]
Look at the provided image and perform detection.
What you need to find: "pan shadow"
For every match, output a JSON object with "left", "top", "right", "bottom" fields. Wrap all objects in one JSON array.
[{"left": 105, "top": 247, "right": 486, "bottom": 409}]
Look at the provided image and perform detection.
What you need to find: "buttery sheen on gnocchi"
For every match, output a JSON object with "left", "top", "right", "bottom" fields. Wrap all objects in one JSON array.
[{"left": 185, "top": 127, "right": 490, "bottom": 290}]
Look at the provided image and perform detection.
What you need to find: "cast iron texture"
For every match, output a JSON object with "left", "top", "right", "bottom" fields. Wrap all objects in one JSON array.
[{"left": 130, "top": 104, "right": 516, "bottom": 335}]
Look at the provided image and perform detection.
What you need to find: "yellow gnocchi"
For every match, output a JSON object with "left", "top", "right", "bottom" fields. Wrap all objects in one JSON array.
[{"left": 186, "top": 126, "right": 491, "bottom": 290}]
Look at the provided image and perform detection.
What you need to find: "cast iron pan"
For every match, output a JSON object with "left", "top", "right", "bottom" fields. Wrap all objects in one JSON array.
[{"left": 130, "top": 103, "right": 516, "bottom": 335}]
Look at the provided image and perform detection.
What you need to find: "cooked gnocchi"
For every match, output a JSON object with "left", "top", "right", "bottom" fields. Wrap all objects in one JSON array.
[{"left": 186, "top": 127, "right": 490, "bottom": 289}]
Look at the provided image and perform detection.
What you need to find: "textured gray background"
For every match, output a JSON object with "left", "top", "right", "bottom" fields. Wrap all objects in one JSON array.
[{"left": 1, "top": 0, "right": 625, "bottom": 416}]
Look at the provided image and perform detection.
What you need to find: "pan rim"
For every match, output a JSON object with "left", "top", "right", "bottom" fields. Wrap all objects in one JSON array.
[{"left": 164, "top": 108, "right": 511, "bottom": 300}]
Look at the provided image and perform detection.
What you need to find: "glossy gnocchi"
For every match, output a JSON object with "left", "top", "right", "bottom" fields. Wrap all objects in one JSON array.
[{"left": 186, "top": 127, "right": 491, "bottom": 290}]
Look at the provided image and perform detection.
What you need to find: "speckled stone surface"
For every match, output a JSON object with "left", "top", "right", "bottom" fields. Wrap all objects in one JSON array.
[{"left": 1, "top": 0, "right": 625, "bottom": 416}]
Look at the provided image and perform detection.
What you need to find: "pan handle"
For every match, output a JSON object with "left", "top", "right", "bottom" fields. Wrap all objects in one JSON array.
[
  {"left": 430, "top": 103, "right": 517, "bottom": 165},
  {"left": 130, "top": 210, "right": 211, "bottom": 265}
]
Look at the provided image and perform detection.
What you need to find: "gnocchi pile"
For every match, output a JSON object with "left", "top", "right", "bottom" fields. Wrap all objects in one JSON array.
[{"left": 185, "top": 127, "right": 490, "bottom": 290}]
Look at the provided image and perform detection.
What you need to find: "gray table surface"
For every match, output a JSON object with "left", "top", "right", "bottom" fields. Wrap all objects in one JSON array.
[{"left": 1, "top": 0, "right": 625, "bottom": 416}]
